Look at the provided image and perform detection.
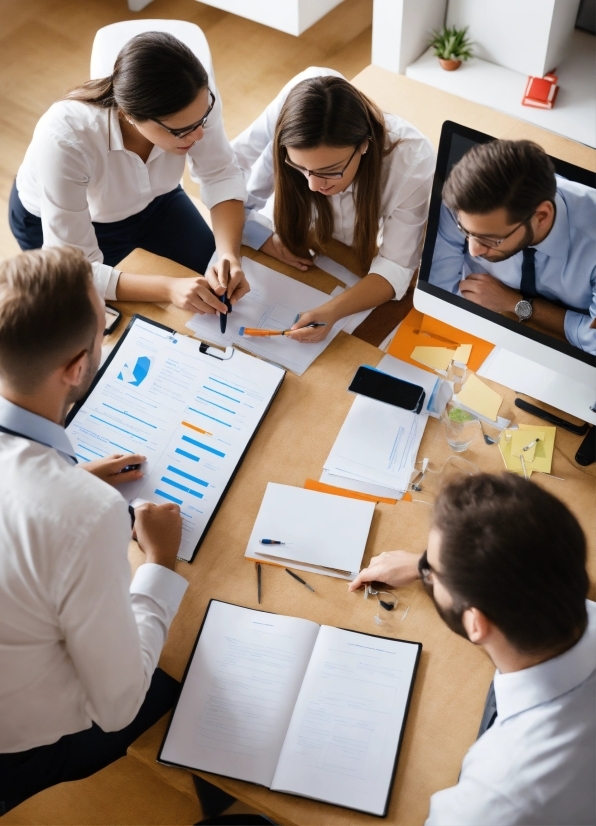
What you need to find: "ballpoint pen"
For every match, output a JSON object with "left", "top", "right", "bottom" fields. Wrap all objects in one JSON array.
[
  {"left": 285, "top": 568, "right": 315, "bottom": 593},
  {"left": 260, "top": 539, "right": 286, "bottom": 545},
  {"left": 239, "top": 323, "right": 327, "bottom": 337},
  {"left": 522, "top": 437, "right": 541, "bottom": 451},
  {"left": 219, "top": 294, "right": 232, "bottom": 334}
]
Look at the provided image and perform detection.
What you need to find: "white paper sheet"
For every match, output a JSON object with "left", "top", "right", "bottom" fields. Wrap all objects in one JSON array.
[
  {"left": 185, "top": 257, "right": 352, "bottom": 375},
  {"left": 159, "top": 602, "right": 320, "bottom": 786},
  {"left": 245, "top": 483, "right": 375, "bottom": 579},
  {"left": 271, "top": 625, "right": 420, "bottom": 815},
  {"left": 66, "top": 318, "right": 284, "bottom": 561}
]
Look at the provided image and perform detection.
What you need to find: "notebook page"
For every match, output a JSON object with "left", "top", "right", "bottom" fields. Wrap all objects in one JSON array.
[
  {"left": 160, "top": 601, "right": 320, "bottom": 786},
  {"left": 271, "top": 626, "right": 420, "bottom": 815}
]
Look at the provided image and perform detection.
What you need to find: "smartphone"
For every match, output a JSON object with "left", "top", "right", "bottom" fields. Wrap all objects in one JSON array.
[
  {"left": 348, "top": 365, "right": 426, "bottom": 413},
  {"left": 104, "top": 305, "right": 122, "bottom": 336}
]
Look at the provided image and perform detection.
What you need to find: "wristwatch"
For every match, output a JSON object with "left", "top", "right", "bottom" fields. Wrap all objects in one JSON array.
[{"left": 514, "top": 296, "right": 533, "bottom": 322}]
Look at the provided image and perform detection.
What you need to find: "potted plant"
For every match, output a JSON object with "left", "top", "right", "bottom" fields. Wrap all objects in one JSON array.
[{"left": 429, "top": 25, "right": 473, "bottom": 71}]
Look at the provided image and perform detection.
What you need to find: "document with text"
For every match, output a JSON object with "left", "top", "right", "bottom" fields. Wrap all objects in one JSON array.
[{"left": 159, "top": 601, "right": 421, "bottom": 816}]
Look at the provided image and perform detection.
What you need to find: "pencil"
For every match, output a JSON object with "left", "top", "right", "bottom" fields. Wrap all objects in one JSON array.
[
  {"left": 239, "top": 323, "right": 327, "bottom": 337},
  {"left": 285, "top": 567, "right": 315, "bottom": 593},
  {"left": 256, "top": 562, "right": 262, "bottom": 604}
]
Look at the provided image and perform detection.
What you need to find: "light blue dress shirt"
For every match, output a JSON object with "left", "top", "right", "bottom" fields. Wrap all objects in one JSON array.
[
  {"left": 429, "top": 176, "right": 596, "bottom": 354},
  {"left": 0, "top": 395, "right": 77, "bottom": 464}
]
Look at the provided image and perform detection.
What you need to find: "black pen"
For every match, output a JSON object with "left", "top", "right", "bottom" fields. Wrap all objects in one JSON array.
[
  {"left": 219, "top": 294, "right": 232, "bottom": 334},
  {"left": 285, "top": 567, "right": 315, "bottom": 593},
  {"left": 256, "top": 562, "right": 262, "bottom": 604}
]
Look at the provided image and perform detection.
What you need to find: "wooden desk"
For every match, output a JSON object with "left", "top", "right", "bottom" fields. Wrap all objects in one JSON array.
[{"left": 110, "top": 241, "right": 594, "bottom": 826}]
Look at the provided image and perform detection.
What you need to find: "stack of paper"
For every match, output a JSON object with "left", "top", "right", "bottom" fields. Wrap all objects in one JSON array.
[
  {"left": 499, "top": 424, "right": 556, "bottom": 477},
  {"left": 245, "top": 483, "right": 375, "bottom": 580},
  {"left": 321, "top": 355, "right": 432, "bottom": 499}
]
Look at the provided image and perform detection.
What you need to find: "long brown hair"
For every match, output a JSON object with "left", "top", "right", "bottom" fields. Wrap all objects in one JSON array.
[
  {"left": 64, "top": 32, "right": 208, "bottom": 120},
  {"left": 273, "top": 76, "right": 397, "bottom": 272}
]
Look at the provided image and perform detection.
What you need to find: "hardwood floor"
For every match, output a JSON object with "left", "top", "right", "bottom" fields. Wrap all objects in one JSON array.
[
  {"left": 0, "top": 1, "right": 372, "bottom": 822},
  {"left": 0, "top": 0, "right": 372, "bottom": 260}
]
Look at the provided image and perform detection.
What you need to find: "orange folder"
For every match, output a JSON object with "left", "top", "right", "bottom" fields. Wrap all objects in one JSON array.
[
  {"left": 387, "top": 309, "right": 494, "bottom": 374},
  {"left": 304, "top": 479, "right": 411, "bottom": 504}
]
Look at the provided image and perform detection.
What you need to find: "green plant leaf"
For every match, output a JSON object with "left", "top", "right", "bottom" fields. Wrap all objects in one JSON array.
[{"left": 448, "top": 407, "right": 476, "bottom": 422}]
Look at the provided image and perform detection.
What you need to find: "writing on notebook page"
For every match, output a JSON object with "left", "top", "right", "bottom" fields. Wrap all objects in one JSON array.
[
  {"left": 292, "top": 639, "right": 401, "bottom": 777},
  {"left": 199, "top": 628, "right": 298, "bottom": 758}
]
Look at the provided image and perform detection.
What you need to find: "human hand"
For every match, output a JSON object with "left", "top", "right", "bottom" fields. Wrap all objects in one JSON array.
[
  {"left": 167, "top": 275, "right": 228, "bottom": 315},
  {"left": 80, "top": 453, "right": 145, "bottom": 487},
  {"left": 260, "top": 234, "right": 313, "bottom": 272},
  {"left": 459, "top": 273, "right": 520, "bottom": 314},
  {"left": 205, "top": 254, "right": 250, "bottom": 306},
  {"left": 286, "top": 305, "right": 338, "bottom": 343},
  {"left": 133, "top": 502, "right": 182, "bottom": 571},
  {"left": 349, "top": 551, "right": 422, "bottom": 592}
]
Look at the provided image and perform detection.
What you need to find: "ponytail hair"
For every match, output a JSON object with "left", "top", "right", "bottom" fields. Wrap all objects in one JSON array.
[
  {"left": 65, "top": 31, "right": 208, "bottom": 120},
  {"left": 272, "top": 76, "right": 397, "bottom": 273}
]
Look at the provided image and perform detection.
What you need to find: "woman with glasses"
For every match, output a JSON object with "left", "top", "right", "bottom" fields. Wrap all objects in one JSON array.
[
  {"left": 9, "top": 32, "right": 249, "bottom": 315},
  {"left": 232, "top": 68, "right": 435, "bottom": 341}
]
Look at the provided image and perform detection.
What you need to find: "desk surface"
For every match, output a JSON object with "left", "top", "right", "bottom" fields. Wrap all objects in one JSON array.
[
  {"left": 112, "top": 246, "right": 595, "bottom": 826},
  {"left": 112, "top": 69, "right": 596, "bottom": 826}
]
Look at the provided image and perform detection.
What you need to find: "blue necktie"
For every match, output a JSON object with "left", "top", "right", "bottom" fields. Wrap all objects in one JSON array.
[{"left": 520, "top": 247, "right": 537, "bottom": 298}]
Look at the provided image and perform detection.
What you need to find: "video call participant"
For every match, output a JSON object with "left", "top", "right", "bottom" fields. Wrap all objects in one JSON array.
[
  {"left": 232, "top": 67, "right": 435, "bottom": 342},
  {"left": 9, "top": 33, "right": 249, "bottom": 317},
  {"left": 350, "top": 473, "right": 595, "bottom": 826},
  {"left": 429, "top": 139, "right": 596, "bottom": 354},
  {"left": 0, "top": 248, "right": 188, "bottom": 812}
]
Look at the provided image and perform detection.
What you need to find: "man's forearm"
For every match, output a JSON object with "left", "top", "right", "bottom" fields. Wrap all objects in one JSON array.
[{"left": 529, "top": 298, "right": 567, "bottom": 339}]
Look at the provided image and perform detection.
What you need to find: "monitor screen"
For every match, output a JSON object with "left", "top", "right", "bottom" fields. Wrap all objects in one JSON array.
[{"left": 417, "top": 121, "right": 596, "bottom": 369}]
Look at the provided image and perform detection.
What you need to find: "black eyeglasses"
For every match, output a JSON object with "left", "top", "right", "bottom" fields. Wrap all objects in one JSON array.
[
  {"left": 284, "top": 144, "right": 364, "bottom": 180},
  {"left": 418, "top": 550, "right": 433, "bottom": 586},
  {"left": 456, "top": 211, "right": 534, "bottom": 250},
  {"left": 152, "top": 90, "right": 216, "bottom": 139}
]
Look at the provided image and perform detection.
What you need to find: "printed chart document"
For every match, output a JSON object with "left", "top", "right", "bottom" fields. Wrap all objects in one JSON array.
[
  {"left": 66, "top": 316, "right": 284, "bottom": 561},
  {"left": 159, "top": 601, "right": 421, "bottom": 816},
  {"left": 244, "top": 483, "right": 375, "bottom": 580},
  {"left": 185, "top": 257, "right": 351, "bottom": 375}
]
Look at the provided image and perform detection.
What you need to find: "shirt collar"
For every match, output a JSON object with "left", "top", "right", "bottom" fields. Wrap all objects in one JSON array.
[
  {"left": 533, "top": 189, "right": 569, "bottom": 261},
  {"left": 494, "top": 599, "right": 596, "bottom": 723},
  {"left": 0, "top": 395, "right": 77, "bottom": 465},
  {"left": 107, "top": 108, "right": 165, "bottom": 161}
]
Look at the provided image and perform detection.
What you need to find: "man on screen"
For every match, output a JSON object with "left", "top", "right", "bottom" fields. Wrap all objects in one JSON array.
[{"left": 428, "top": 139, "right": 596, "bottom": 355}]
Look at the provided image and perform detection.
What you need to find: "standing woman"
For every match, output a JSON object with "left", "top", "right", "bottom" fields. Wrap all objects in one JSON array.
[
  {"left": 9, "top": 32, "right": 249, "bottom": 315},
  {"left": 233, "top": 67, "right": 435, "bottom": 341}
]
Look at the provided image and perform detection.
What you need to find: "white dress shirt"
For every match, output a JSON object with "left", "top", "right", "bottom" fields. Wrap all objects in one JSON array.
[
  {"left": 0, "top": 396, "right": 189, "bottom": 753},
  {"left": 232, "top": 67, "right": 435, "bottom": 300},
  {"left": 16, "top": 81, "right": 246, "bottom": 300},
  {"left": 426, "top": 600, "right": 596, "bottom": 826},
  {"left": 430, "top": 177, "right": 596, "bottom": 354}
]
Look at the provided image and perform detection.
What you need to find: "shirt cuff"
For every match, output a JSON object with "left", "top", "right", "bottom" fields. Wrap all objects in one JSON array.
[
  {"left": 369, "top": 254, "right": 413, "bottom": 301},
  {"left": 200, "top": 178, "right": 247, "bottom": 210},
  {"left": 243, "top": 219, "right": 273, "bottom": 250},
  {"left": 105, "top": 269, "right": 121, "bottom": 301},
  {"left": 130, "top": 563, "right": 189, "bottom": 614},
  {"left": 91, "top": 261, "right": 117, "bottom": 300}
]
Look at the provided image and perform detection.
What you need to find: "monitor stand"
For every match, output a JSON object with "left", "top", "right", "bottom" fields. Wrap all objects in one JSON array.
[{"left": 477, "top": 348, "right": 596, "bottom": 427}]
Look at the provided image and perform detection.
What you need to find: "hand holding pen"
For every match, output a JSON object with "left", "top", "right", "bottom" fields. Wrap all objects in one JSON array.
[
  {"left": 287, "top": 308, "right": 336, "bottom": 343},
  {"left": 204, "top": 254, "right": 250, "bottom": 323}
]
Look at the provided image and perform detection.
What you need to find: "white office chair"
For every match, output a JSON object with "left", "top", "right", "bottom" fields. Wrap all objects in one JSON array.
[{"left": 89, "top": 19, "right": 213, "bottom": 79}]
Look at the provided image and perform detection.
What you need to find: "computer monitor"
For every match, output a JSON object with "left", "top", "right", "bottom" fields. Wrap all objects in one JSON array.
[{"left": 414, "top": 121, "right": 596, "bottom": 425}]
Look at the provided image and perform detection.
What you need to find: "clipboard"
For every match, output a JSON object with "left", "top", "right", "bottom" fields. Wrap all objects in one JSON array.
[{"left": 66, "top": 315, "right": 285, "bottom": 561}]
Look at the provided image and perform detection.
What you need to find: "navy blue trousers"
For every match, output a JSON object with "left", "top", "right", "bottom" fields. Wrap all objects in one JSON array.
[
  {"left": 9, "top": 182, "right": 215, "bottom": 274},
  {"left": 0, "top": 667, "right": 179, "bottom": 812}
]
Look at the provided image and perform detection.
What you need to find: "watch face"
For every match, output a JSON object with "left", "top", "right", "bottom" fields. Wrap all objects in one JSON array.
[{"left": 516, "top": 300, "right": 533, "bottom": 320}]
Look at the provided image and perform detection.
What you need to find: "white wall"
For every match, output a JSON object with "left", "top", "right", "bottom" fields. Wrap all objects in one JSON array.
[
  {"left": 372, "top": 0, "right": 447, "bottom": 75},
  {"left": 446, "top": 0, "right": 581, "bottom": 76}
]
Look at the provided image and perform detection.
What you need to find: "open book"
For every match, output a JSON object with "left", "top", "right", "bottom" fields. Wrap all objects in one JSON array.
[{"left": 159, "top": 601, "right": 421, "bottom": 816}]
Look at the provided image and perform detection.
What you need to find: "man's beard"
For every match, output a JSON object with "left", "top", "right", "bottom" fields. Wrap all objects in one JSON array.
[
  {"left": 480, "top": 222, "right": 534, "bottom": 263},
  {"left": 62, "top": 347, "right": 100, "bottom": 424},
  {"left": 423, "top": 580, "right": 469, "bottom": 639}
]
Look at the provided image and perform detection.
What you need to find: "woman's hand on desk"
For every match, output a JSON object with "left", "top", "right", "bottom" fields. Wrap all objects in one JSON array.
[
  {"left": 167, "top": 275, "right": 229, "bottom": 314},
  {"left": 205, "top": 254, "right": 250, "bottom": 306},
  {"left": 260, "top": 234, "right": 314, "bottom": 272},
  {"left": 133, "top": 502, "right": 182, "bottom": 571},
  {"left": 287, "top": 305, "right": 338, "bottom": 342},
  {"left": 349, "top": 551, "right": 422, "bottom": 592},
  {"left": 80, "top": 453, "right": 145, "bottom": 486}
]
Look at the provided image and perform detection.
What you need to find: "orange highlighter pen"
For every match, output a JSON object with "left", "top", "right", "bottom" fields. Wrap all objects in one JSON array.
[{"left": 239, "top": 323, "right": 326, "bottom": 337}]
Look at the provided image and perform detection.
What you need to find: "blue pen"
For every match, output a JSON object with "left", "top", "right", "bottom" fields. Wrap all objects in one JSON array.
[
  {"left": 260, "top": 539, "right": 286, "bottom": 545},
  {"left": 219, "top": 294, "right": 232, "bottom": 334}
]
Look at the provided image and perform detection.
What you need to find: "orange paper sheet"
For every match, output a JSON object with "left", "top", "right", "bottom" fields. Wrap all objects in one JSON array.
[
  {"left": 387, "top": 309, "right": 494, "bottom": 373},
  {"left": 304, "top": 479, "right": 398, "bottom": 505}
]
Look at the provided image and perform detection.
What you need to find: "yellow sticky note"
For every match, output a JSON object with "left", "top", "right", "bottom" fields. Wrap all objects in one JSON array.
[
  {"left": 410, "top": 346, "right": 453, "bottom": 371},
  {"left": 510, "top": 430, "right": 544, "bottom": 463},
  {"left": 498, "top": 430, "right": 532, "bottom": 476},
  {"left": 454, "top": 343, "right": 472, "bottom": 364},
  {"left": 454, "top": 373, "right": 503, "bottom": 421},
  {"left": 518, "top": 424, "right": 555, "bottom": 474}
]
